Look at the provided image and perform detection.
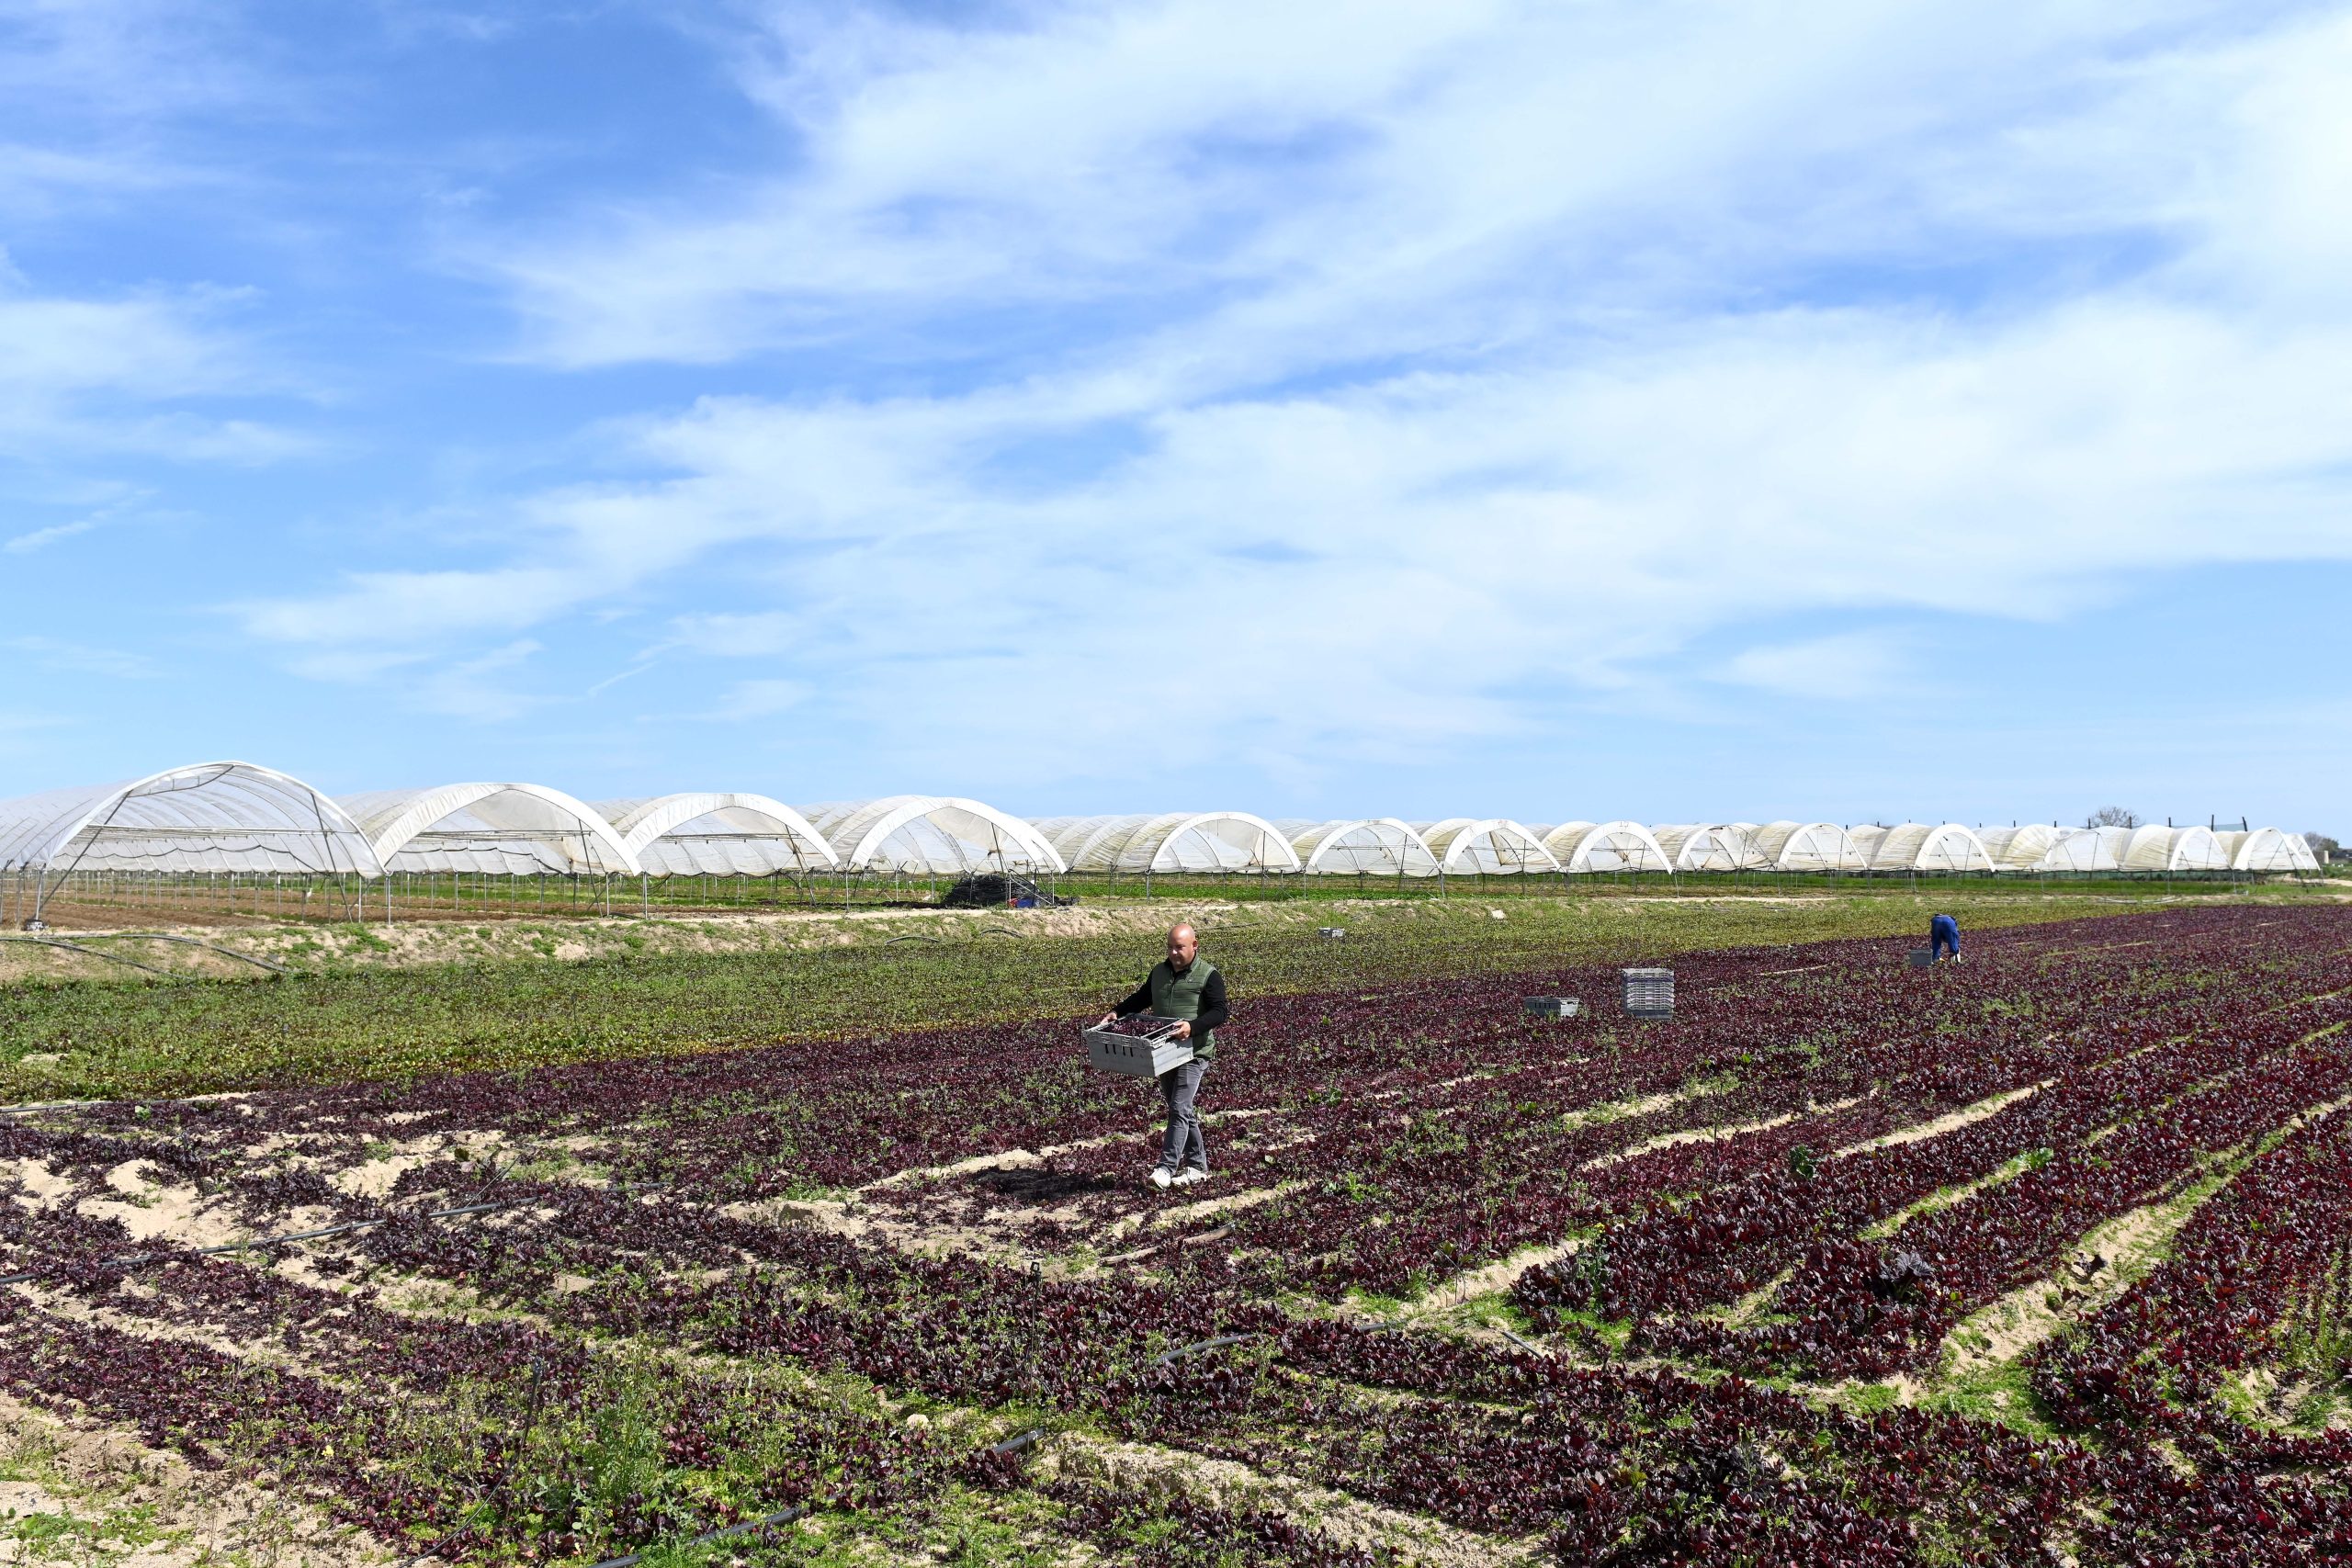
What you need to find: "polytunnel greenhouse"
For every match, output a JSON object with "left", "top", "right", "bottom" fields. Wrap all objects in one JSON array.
[
  {"left": 1538, "top": 821, "right": 1673, "bottom": 874},
  {"left": 1652, "top": 824, "right": 1762, "bottom": 872},
  {"left": 343, "top": 784, "right": 639, "bottom": 876},
  {"left": 0, "top": 761, "right": 381, "bottom": 926},
  {"left": 0, "top": 753, "right": 2327, "bottom": 931},
  {"left": 1978, "top": 824, "right": 2066, "bottom": 873},
  {"left": 1865, "top": 823, "right": 1994, "bottom": 874},
  {"left": 2040, "top": 826, "right": 2133, "bottom": 873},
  {"left": 2222, "top": 828, "right": 2321, "bottom": 872},
  {"left": 1413, "top": 819, "right": 1558, "bottom": 874},
  {"left": 2121, "top": 824, "right": 2230, "bottom": 874},
  {"left": 1040, "top": 813, "right": 1298, "bottom": 875},
  {"left": 1751, "top": 821, "right": 1867, "bottom": 873},
  {"left": 802, "top": 797, "right": 1062, "bottom": 875},
  {"left": 602, "top": 795, "right": 837, "bottom": 876},
  {"left": 1278, "top": 818, "right": 1440, "bottom": 877}
]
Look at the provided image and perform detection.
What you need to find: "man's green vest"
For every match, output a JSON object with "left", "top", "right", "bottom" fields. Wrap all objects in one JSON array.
[{"left": 1147, "top": 958, "right": 1218, "bottom": 1061}]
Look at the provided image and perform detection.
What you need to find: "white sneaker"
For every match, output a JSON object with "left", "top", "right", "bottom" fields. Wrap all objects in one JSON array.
[
  {"left": 1150, "top": 1167, "right": 1176, "bottom": 1189},
  {"left": 1172, "top": 1168, "right": 1210, "bottom": 1188}
]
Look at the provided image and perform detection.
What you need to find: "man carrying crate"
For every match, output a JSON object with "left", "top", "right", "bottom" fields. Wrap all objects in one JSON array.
[{"left": 1097, "top": 922, "right": 1229, "bottom": 1189}]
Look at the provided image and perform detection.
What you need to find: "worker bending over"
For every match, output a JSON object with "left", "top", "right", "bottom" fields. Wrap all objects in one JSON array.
[
  {"left": 1098, "top": 922, "right": 1229, "bottom": 1189},
  {"left": 1929, "top": 912, "right": 1962, "bottom": 964}
]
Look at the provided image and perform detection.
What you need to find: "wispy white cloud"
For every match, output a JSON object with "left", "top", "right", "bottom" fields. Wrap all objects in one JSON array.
[
  {"left": 662, "top": 610, "right": 803, "bottom": 659},
  {"left": 400, "top": 637, "right": 545, "bottom": 722},
  {"left": 239, "top": 1, "right": 2352, "bottom": 777},
  {"left": 3, "top": 517, "right": 96, "bottom": 553},
  {"left": 0, "top": 282, "right": 300, "bottom": 459},
  {"left": 0, "top": 0, "right": 273, "bottom": 132},
  {"left": 1720, "top": 632, "right": 1912, "bottom": 702},
  {"left": 694, "top": 677, "right": 810, "bottom": 722},
  {"left": 5, "top": 635, "right": 157, "bottom": 678}
]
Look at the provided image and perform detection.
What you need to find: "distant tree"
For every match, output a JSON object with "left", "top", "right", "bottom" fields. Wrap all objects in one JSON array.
[
  {"left": 2306, "top": 832, "right": 2340, "bottom": 858},
  {"left": 2088, "top": 806, "right": 2140, "bottom": 829}
]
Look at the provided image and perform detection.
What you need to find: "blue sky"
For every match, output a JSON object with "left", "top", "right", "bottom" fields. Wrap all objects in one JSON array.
[{"left": 3, "top": 0, "right": 2349, "bottom": 833}]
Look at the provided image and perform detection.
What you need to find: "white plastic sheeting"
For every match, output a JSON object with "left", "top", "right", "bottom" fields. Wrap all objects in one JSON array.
[
  {"left": 1540, "top": 820, "right": 1673, "bottom": 873},
  {"left": 2035, "top": 826, "right": 2132, "bottom": 872},
  {"left": 343, "top": 784, "right": 640, "bottom": 875},
  {"left": 1412, "top": 819, "right": 1559, "bottom": 874},
  {"left": 2225, "top": 828, "right": 2321, "bottom": 873},
  {"left": 1847, "top": 825, "right": 1890, "bottom": 865},
  {"left": 1536, "top": 822, "right": 1595, "bottom": 862},
  {"left": 0, "top": 761, "right": 381, "bottom": 876},
  {"left": 1279, "top": 818, "right": 1440, "bottom": 876},
  {"left": 1651, "top": 826, "right": 1702, "bottom": 865},
  {"left": 1654, "top": 823, "right": 1763, "bottom": 872},
  {"left": 2120, "top": 825, "right": 2231, "bottom": 872},
  {"left": 1979, "top": 825, "right": 2065, "bottom": 872},
  {"left": 1753, "top": 821, "right": 1866, "bottom": 873},
  {"left": 1042, "top": 812, "right": 1299, "bottom": 874},
  {"left": 602, "top": 795, "right": 838, "bottom": 876},
  {"left": 1867, "top": 823, "right": 1994, "bottom": 874},
  {"left": 803, "top": 796, "right": 1063, "bottom": 874}
]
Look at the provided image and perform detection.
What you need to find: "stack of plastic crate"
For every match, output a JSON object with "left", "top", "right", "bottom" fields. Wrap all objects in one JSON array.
[{"left": 1621, "top": 967, "right": 1675, "bottom": 1019}]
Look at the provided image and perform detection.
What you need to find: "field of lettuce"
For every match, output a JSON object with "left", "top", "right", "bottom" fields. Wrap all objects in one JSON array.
[{"left": 1, "top": 901, "right": 2348, "bottom": 1564}]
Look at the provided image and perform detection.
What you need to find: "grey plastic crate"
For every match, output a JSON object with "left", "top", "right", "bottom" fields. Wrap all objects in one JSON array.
[
  {"left": 1317, "top": 927, "right": 1346, "bottom": 940},
  {"left": 1523, "top": 996, "right": 1582, "bottom": 1020},
  {"left": 1082, "top": 1022, "right": 1195, "bottom": 1078},
  {"left": 1907, "top": 946, "right": 1936, "bottom": 968},
  {"left": 1621, "top": 966, "right": 1675, "bottom": 1018}
]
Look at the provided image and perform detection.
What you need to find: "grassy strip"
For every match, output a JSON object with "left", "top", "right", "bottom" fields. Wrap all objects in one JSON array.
[{"left": 0, "top": 890, "right": 2195, "bottom": 1102}]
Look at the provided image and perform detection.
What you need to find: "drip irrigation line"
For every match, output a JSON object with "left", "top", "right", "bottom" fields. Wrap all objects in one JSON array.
[
  {"left": 989, "top": 1426, "right": 1046, "bottom": 1455},
  {"left": 582, "top": 1427, "right": 1049, "bottom": 1568},
  {"left": 583, "top": 1503, "right": 810, "bottom": 1568},
  {"left": 886, "top": 928, "right": 1020, "bottom": 945},
  {"left": 1499, "top": 1327, "right": 1550, "bottom": 1358},
  {"left": 72, "top": 932, "right": 288, "bottom": 975},
  {"left": 1151, "top": 1332, "right": 1264, "bottom": 1368},
  {"left": 0, "top": 937, "right": 186, "bottom": 981},
  {"left": 0, "top": 1182, "right": 670, "bottom": 1287}
]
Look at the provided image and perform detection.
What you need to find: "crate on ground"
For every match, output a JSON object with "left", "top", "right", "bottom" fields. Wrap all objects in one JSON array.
[
  {"left": 1621, "top": 966, "right": 1675, "bottom": 1019},
  {"left": 1082, "top": 1018, "right": 1195, "bottom": 1078},
  {"left": 1523, "top": 996, "right": 1581, "bottom": 1020},
  {"left": 1317, "top": 927, "right": 1346, "bottom": 940},
  {"left": 1907, "top": 946, "right": 1936, "bottom": 968}
]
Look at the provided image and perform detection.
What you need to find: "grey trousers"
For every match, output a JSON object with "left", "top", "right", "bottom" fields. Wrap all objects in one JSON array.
[{"left": 1157, "top": 1060, "right": 1208, "bottom": 1173}]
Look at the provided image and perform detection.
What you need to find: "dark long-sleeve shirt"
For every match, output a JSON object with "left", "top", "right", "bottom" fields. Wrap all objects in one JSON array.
[{"left": 1114, "top": 964, "right": 1229, "bottom": 1035}]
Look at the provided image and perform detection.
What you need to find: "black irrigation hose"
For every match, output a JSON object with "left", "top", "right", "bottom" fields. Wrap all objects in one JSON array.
[
  {"left": 0, "top": 937, "right": 186, "bottom": 981},
  {"left": 582, "top": 1427, "right": 1049, "bottom": 1568},
  {"left": 989, "top": 1426, "right": 1046, "bottom": 1456},
  {"left": 74, "top": 932, "right": 289, "bottom": 975},
  {"left": 887, "top": 928, "right": 1020, "bottom": 946},
  {"left": 1499, "top": 1327, "right": 1549, "bottom": 1357},
  {"left": 583, "top": 1504, "right": 811, "bottom": 1568},
  {"left": 1151, "top": 1332, "right": 1265, "bottom": 1368}
]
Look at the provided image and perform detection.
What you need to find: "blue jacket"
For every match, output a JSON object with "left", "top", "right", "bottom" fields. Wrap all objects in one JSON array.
[{"left": 1930, "top": 914, "right": 1960, "bottom": 942}]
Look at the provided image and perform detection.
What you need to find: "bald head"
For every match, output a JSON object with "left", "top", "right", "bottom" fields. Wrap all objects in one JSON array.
[{"left": 1167, "top": 923, "right": 1198, "bottom": 968}]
